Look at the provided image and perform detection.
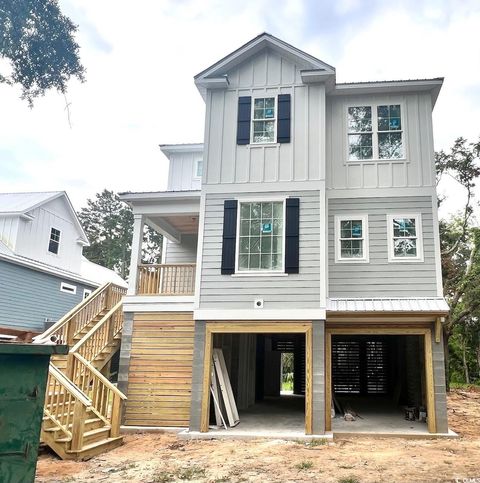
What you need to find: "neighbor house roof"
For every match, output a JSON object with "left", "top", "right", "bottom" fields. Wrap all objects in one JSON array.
[
  {"left": 327, "top": 297, "right": 449, "bottom": 314},
  {"left": 0, "top": 191, "right": 89, "bottom": 245}
]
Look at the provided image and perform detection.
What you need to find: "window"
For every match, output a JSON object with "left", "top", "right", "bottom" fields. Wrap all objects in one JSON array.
[
  {"left": 194, "top": 159, "right": 203, "bottom": 179},
  {"left": 335, "top": 215, "right": 369, "bottom": 262},
  {"left": 83, "top": 289, "right": 92, "bottom": 299},
  {"left": 252, "top": 97, "right": 276, "bottom": 144},
  {"left": 60, "top": 282, "right": 77, "bottom": 294},
  {"left": 387, "top": 214, "right": 423, "bottom": 262},
  {"left": 237, "top": 200, "right": 284, "bottom": 272},
  {"left": 48, "top": 228, "right": 61, "bottom": 254},
  {"left": 348, "top": 104, "right": 404, "bottom": 161}
]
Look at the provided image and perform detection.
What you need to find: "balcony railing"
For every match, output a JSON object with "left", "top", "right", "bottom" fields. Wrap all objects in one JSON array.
[{"left": 136, "top": 263, "right": 196, "bottom": 295}]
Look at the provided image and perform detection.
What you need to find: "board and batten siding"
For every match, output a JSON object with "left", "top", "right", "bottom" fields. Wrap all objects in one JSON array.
[
  {"left": 167, "top": 151, "right": 203, "bottom": 191},
  {"left": 326, "top": 93, "right": 436, "bottom": 190},
  {"left": 164, "top": 234, "right": 198, "bottom": 264},
  {"left": 124, "top": 312, "right": 194, "bottom": 427},
  {"left": 328, "top": 196, "right": 438, "bottom": 298},
  {"left": 204, "top": 48, "right": 325, "bottom": 187},
  {"left": 199, "top": 190, "right": 321, "bottom": 310},
  {"left": 0, "top": 260, "right": 96, "bottom": 332}
]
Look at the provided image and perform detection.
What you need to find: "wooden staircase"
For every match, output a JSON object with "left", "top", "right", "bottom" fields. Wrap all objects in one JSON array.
[{"left": 35, "top": 283, "right": 127, "bottom": 460}]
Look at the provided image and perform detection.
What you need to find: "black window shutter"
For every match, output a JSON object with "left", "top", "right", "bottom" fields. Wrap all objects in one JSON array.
[
  {"left": 221, "top": 200, "right": 238, "bottom": 274},
  {"left": 285, "top": 198, "right": 299, "bottom": 273},
  {"left": 237, "top": 96, "right": 251, "bottom": 145},
  {"left": 277, "top": 94, "right": 291, "bottom": 143}
]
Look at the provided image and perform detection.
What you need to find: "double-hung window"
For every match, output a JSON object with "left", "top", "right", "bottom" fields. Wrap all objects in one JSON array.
[
  {"left": 237, "top": 200, "right": 284, "bottom": 272},
  {"left": 335, "top": 215, "right": 369, "bottom": 262},
  {"left": 194, "top": 159, "right": 203, "bottom": 179},
  {"left": 348, "top": 104, "right": 404, "bottom": 161},
  {"left": 387, "top": 214, "right": 423, "bottom": 262},
  {"left": 48, "top": 228, "right": 61, "bottom": 254},
  {"left": 252, "top": 97, "right": 276, "bottom": 144}
]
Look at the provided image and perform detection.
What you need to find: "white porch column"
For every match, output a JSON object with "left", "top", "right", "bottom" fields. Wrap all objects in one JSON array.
[{"left": 127, "top": 214, "right": 145, "bottom": 295}]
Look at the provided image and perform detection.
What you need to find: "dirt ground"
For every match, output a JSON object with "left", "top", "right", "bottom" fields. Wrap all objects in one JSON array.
[{"left": 36, "top": 389, "right": 480, "bottom": 483}]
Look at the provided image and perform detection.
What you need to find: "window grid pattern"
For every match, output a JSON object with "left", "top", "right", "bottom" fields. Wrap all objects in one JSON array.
[
  {"left": 377, "top": 104, "right": 404, "bottom": 159},
  {"left": 392, "top": 217, "right": 417, "bottom": 257},
  {"left": 252, "top": 98, "right": 275, "bottom": 143},
  {"left": 49, "top": 228, "right": 61, "bottom": 254},
  {"left": 339, "top": 219, "right": 364, "bottom": 258},
  {"left": 347, "top": 106, "right": 373, "bottom": 160},
  {"left": 238, "top": 201, "right": 283, "bottom": 271}
]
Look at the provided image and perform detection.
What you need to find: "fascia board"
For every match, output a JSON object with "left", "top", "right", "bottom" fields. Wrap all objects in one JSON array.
[{"left": 159, "top": 143, "right": 204, "bottom": 155}]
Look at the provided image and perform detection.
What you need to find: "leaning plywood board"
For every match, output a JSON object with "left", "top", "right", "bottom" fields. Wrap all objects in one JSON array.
[
  {"left": 124, "top": 312, "right": 194, "bottom": 427},
  {"left": 213, "top": 348, "right": 239, "bottom": 427}
]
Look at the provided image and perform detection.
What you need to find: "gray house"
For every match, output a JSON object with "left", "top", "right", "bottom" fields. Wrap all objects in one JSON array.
[
  {"left": 118, "top": 33, "right": 450, "bottom": 437},
  {"left": 0, "top": 191, "right": 126, "bottom": 334}
]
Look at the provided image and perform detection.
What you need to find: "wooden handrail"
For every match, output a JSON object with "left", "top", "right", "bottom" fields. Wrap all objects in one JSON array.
[
  {"left": 137, "top": 263, "right": 196, "bottom": 295},
  {"left": 48, "top": 363, "right": 92, "bottom": 406},
  {"left": 70, "top": 301, "right": 123, "bottom": 361}
]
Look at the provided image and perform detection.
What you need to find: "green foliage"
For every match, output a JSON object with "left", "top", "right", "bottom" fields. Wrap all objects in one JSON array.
[
  {"left": 78, "top": 189, "right": 162, "bottom": 279},
  {"left": 0, "top": 0, "right": 85, "bottom": 105},
  {"left": 295, "top": 460, "right": 313, "bottom": 470}
]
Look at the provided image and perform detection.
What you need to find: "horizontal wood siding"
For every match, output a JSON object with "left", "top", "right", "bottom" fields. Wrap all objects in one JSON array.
[
  {"left": 0, "top": 260, "right": 96, "bottom": 332},
  {"left": 199, "top": 191, "right": 321, "bottom": 309},
  {"left": 164, "top": 235, "right": 197, "bottom": 264},
  {"left": 124, "top": 312, "right": 194, "bottom": 427},
  {"left": 328, "top": 196, "right": 438, "bottom": 297}
]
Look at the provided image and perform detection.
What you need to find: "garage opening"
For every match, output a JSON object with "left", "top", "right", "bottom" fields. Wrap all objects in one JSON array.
[
  {"left": 331, "top": 334, "right": 429, "bottom": 434},
  {"left": 207, "top": 332, "right": 306, "bottom": 435}
]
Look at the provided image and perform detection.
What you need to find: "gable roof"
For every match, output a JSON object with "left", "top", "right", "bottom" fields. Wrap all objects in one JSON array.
[
  {"left": 195, "top": 32, "right": 335, "bottom": 97},
  {"left": 0, "top": 191, "right": 89, "bottom": 244}
]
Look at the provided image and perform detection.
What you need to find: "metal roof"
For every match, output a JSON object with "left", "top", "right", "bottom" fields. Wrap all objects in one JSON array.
[
  {"left": 327, "top": 297, "right": 449, "bottom": 314},
  {"left": 0, "top": 191, "right": 63, "bottom": 214}
]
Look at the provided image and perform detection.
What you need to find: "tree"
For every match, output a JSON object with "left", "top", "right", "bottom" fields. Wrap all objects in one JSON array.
[
  {"left": 0, "top": 0, "right": 85, "bottom": 106},
  {"left": 78, "top": 190, "right": 163, "bottom": 280},
  {"left": 436, "top": 137, "right": 480, "bottom": 386}
]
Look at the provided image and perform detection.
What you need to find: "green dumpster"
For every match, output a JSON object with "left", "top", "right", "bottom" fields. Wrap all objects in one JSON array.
[{"left": 0, "top": 343, "right": 68, "bottom": 483}]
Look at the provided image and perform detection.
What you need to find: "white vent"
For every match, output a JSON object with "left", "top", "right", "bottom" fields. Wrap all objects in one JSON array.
[{"left": 254, "top": 298, "right": 264, "bottom": 309}]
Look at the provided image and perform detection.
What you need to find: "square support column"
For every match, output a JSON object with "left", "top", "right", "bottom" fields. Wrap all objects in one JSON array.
[
  {"left": 312, "top": 319, "right": 326, "bottom": 434},
  {"left": 127, "top": 214, "right": 144, "bottom": 295}
]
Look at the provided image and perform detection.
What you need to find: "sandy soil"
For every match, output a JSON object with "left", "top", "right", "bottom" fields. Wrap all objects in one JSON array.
[{"left": 36, "top": 389, "right": 480, "bottom": 483}]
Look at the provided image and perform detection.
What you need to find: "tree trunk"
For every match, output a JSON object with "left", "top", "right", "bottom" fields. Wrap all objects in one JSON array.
[{"left": 462, "top": 336, "right": 470, "bottom": 384}]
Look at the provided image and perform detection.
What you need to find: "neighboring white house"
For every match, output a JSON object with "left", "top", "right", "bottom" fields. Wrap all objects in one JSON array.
[
  {"left": 0, "top": 191, "right": 127, "bottom": 333},
  {"left": 118, "top": 33, "right": 450, "bottom": 438}
]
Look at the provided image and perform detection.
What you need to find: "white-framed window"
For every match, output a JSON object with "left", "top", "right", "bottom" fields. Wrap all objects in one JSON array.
[
  {"left": 387, "top": 214, "right": 424, "bottom": 262},
  {"left": 335, "top": 215, "right": 369, "bottom": 263},
  {"left": 60, "top": 282, "right": 77, "bottom": 294},
  {"left": 194, "top": 159, "right": 203, "bottom": 179},
  {"left": 83, "top": 289, "right": 92, "bottom": 299},
  {"left": 347, "top": 104, "right": 404, "bottom": 161},
  {"left": 48, "top": 227, "right": 61, "bottom": 254},
  {"left": 251, "top": 97, "right": 276, "bottom": 144},
  {"left": 236, "top": 199, "right": 285, "bottom": 273}
]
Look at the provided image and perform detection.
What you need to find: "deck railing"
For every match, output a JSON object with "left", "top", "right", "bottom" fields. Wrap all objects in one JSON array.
[{"left": 136, "top": 263, "right": 196, "bottom": 295}]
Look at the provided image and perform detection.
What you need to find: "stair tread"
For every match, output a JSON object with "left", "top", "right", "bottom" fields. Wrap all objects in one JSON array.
[
  {"left": 66, "top": 436, "right": 123, "bottom": 454},
  {"left": 84, "top": 426, "right": 111, "bottom": 437}
]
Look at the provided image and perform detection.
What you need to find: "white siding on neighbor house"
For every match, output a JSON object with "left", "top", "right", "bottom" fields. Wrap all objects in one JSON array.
[
  {"left": 328, "top": 196, "right": 438, "bottom": 298},
  {"left": 204, "top": 48, "right": 326, "bottom": 187},
  {"left": 0, "top": 259, "right": 96, "bottom": 332},
  {"left": 199, "top": 190, "right": 321, "bottom": 310},
  {"left": 15, "top": 196, "right": 83, "bottom": 273},
  {"left": 164, "top": 234, "right": 198, "bottom": 264},
  {"left": 167, "top": 151, "right": 203, "bottom": 191},
  {"left": 326, "top": 92, "right": 436, "bottom": 190},
  {"left": 0, "top": 216, "right": 19, "bottom": 250}
]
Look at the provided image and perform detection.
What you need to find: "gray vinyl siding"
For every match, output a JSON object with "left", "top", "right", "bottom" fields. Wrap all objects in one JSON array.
[
  {"left": 328, "top": 196, "right": 437, "bottom": 297},
  {"left": 0, "top": 260, "right": 96, "bottom": 332},
  {"left": 164, "top": 234, "right": 198, "bottom": 264},
  {"left": 199, "top": 190, "right": 321, "bottom": 310}
]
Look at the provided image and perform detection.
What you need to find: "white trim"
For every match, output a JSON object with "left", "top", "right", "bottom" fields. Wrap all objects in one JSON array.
[
  {"left": 334, "top": 214, "right": 369, "bottom": 263},
  {"left": 387, "top": 213, "right": 424, "bottom": 262},
  {"left": 194, "top": 308, "right": 327, "bottom": 320},
  {"left": 123, "top": 295, "right": 195, "bottom": 313},
  {"left": 320, "top": 190, "right": 327, "bottom": 306},
  {"left": 60, "top": 282, "right": 77, "bottom": 294},
  {"left": 250, "top": 95, "right": 277, "bottom": 145},
  {"left": 431, "top": 195, "right": 444, "bottom": 296},
  {"left": 345, "top": 101, "right": 406, "bottom": 163},
  {"left": 234, "top": 198, "right": 286, "bottom": 275},
  {"left": 194, "top": 192, "right": 207, "bottom": 309},
  {"left": 327, "top": 187, "right": 436, "bottom": 199},
  {"left": 83, "top": 289, "right": 92, "bottom": 299}
]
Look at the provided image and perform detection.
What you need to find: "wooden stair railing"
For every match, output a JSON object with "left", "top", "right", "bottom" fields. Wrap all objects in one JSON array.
[{"left": 43, "top": 363, "right": 93, "bottom": 451}]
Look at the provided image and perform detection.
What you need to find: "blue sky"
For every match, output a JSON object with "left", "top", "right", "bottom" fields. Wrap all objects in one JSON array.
[{"left": 0, "top": 0, "right": 479, "bottom": 217}]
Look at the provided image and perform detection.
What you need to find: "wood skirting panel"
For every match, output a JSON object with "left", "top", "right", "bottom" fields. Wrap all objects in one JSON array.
[{"left": 124, "top": 312, "right": 194, "bottom": 427}]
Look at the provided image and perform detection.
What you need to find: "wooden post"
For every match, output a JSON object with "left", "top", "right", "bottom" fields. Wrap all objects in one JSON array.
[
  {"left": 66, "top": 318, "right": 76, "bottom": 346},
  {"left": 110, "top": 396, "right": 122, "bottom": 437},
  {"left": 66, "top": 353, "right": 75, "bottom": 382},
  {"left": 435, "top": 317, "right": 443, "bottom": 343},
  {"left": 200, "top": 329, "right": 213, "bottom": 432},
  {"left": 71, "top": 400, "right": 86, "bottom": 451},
  {"left": 424, "top": 330, "right": 437, "bottom": 433}
]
